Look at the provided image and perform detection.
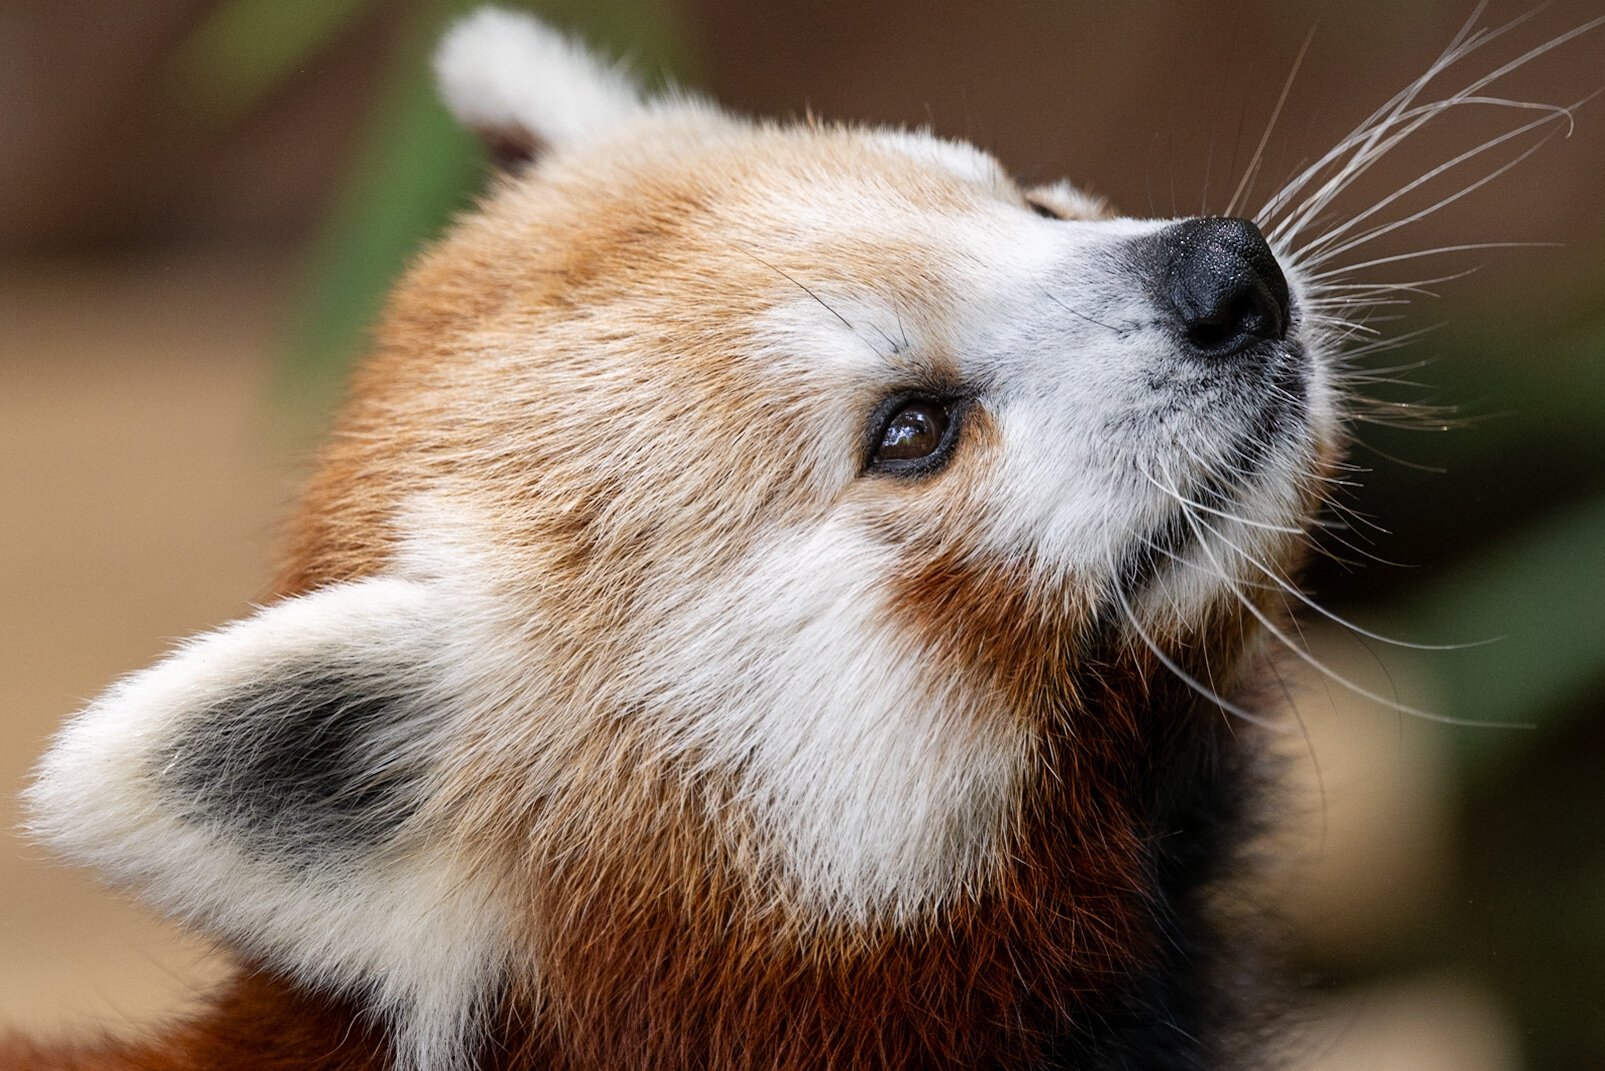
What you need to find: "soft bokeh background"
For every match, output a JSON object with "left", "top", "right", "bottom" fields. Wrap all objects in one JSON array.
[{"left": 3, "top": 1, "right": 1602, "bottom": 1067}]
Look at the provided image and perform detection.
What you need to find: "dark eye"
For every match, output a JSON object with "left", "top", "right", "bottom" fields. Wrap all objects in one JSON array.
[
  {"left": 1026, "top": 198, "right": 1063, "bottom": 220},
  {"left": 867, "top": 397, "right": 960, "bottom": 476}
]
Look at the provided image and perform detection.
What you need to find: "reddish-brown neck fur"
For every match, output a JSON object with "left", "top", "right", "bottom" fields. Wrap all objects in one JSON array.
[
  {"left": 2, "top": 972, "right": 389, "bottom": 1071},
  {"left": 500, "top": 735, "right": 1157, "bottom": 1068}
]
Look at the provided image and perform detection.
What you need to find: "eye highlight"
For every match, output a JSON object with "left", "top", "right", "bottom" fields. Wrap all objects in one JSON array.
[{"left": 866, "top": 396, "right": 962, "bottom": 476}]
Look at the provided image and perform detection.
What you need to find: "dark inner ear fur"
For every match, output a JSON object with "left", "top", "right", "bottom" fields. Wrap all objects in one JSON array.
[
  {"left": 159, "top": 671, "right": 426, "bottom": 864},
  {"left": 476, "top": 123, "right": 544, "bottom": 170}
]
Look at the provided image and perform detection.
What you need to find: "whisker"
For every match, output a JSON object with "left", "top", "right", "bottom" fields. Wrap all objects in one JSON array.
[
  {"left": 1298, "top": 95, "right": 1585, "bottom": 266},
  {"left": 1037, "top": 282, "right": 1126, "bottom": 334},
  {"left": 1261, "top": 10, "right": 1601, "bottom": 251},
  {"left": 1278, "top": 95, "right": 1570, "bottom": 252},
  {"left": 1319, "top": 265, "right": 1482, "bottom": 292},
  {"left": 1308, "top": 240, "right": 1561, "bottom": 281},
  {"left": 1225, "top": 23, "right": 1318, "bottom": 218},
  {"left": 1303, "top": 314, "right": 1382, "bottom": 338},
  {"left": 1307, "top": 296, "right": 1416, "bottom": 310},
  {"left": 1109, "top": 576, "right": 1290, "bottom": 733},
  {"left": 1183, "top": 500, "right": 1493, "bottom": 651},
  {"left": 1258, "top": 11, "right": 1501, "bottom": 237},
  {"left": 1347, "top": 392, "right": 1459, "bottom": 418},
  {"left": 1178, "top": 503, "right": 1528, "bottom": 728},
  {"left": 1137, "top": 535, "right": 1283, "bottom": 592},
  {"left": 1302, "top": 119, "right": 1570, "bottom": 271},
  {"left": 1136, "top": 467, "right": 1304, "bottom": 535},
  {"left": 1299, "top": 495, "right": 1421, "bottom": 566},
  {"left": 1284, "top": 2, "right": 1533, "bottom": 204}
]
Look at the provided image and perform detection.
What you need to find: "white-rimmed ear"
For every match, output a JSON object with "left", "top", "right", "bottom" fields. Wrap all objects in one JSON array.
[
  {"left": 27, "top": 576, "right": 510, "bottom": 1071},
  {"left": 1024, "top": 179, "right": 1114, "bottom": 222},
  {"left": 434, "top": 7, "right": 647, "bottom": 167}
]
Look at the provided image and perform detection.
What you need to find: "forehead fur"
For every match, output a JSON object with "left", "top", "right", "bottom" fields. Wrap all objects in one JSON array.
[
  {"left": 282, "top": 114, "right": 1038, "bottom": 589},
  {"left": 418, "top": 113, "right": 1021, "bottom": 315}
]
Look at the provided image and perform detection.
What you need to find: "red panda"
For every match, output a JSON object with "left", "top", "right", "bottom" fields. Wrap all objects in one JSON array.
[{"left": 9, "top": 7, "right": 1584, "bottom": 1070}]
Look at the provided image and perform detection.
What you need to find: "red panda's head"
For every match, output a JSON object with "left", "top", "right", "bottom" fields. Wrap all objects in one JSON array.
[{"left": 29, "top": 10, "right": 1343, "bottom": 1069}]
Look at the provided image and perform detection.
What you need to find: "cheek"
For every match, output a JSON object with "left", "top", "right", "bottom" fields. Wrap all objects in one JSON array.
[
  {"left": 888, "top": 547, "right": 1095, "bottom": 723},
  {"left": 967, "top": 393, "right": 1172, "bottom": 591},
  {"left": 612, "top": 518, "right": 1028, "bottom": 918},
  {"left": 848, "top": 393, "right": 1159, "bottom": 619},
  {"left": 864, "top": 414, "right": 1105, "bottom": 716}
]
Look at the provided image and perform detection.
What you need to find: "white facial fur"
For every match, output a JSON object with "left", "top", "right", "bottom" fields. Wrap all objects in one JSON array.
[{"left": 624, "top": 516, "right": 1031, "bottom": 922}]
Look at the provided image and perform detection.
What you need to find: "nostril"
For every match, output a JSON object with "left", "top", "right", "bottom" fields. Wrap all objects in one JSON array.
[
  {"left": 1161, "top": 217, "right": 1291, "bottom": 360},
  {"left": 1184, "top": 287, "right": 1278, "bottom": 354},
  {"left": 1186, "top": 291, "right": 1257, "bottom": 350}
]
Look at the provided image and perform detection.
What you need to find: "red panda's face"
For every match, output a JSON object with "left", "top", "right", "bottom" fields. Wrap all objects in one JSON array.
[
  {"left": 28, "top": 11, "right": 1341, "bottom": 1069},
  {"left": 336, "top": 107, "right": 1336, "bottom": 921}
]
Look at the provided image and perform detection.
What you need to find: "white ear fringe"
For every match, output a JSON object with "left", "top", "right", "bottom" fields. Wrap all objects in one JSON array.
[
  {"left": 26, "top": 576, "right": 512, "bottom": 1071},
  {"left": 434, "top": 7, "right": 645, "bottom": 154}
]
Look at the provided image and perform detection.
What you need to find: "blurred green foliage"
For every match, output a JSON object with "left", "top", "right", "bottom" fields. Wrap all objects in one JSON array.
[
  {"left": 279, "top": 0, "right": 480, "bottom": 411},
  {"left": 1396, "top": 488, "right": 1605, "bottom": 760},
  {"left": 1357, "top": 315, "right": 1605, "bottom": 757},
  {"left": 1341, "top": 320, "right": 1605, "bottom": 1071},
  {"left": 170, "top": 0, "right": 375, "bottom": 123},
  {"left": 281, "top": 0, "right": 689, "bottom": 413},
  {"left": 171, "top": 0, "right": 691, "bottom": 419}
]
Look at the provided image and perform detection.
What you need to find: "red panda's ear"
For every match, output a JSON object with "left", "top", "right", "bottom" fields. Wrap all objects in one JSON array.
[
  {"left": 434, "top": 7, "right": 647, "bottom": 168},
  {"left": 27, "top": 576, "right": 510, "bottom": 1070}
]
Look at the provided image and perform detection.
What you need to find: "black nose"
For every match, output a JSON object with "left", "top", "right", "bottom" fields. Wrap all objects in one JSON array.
[{"left": 1161, "top": 217, "right": 1290, "bottom": 359}]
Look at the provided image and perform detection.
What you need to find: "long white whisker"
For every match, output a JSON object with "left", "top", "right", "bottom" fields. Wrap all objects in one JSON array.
[
  {"left": 1319, "top": 267, "right": 1482, "bottom": 292},
  {"left": 1303, "top": 117, "right": 1571, "bottom": 270},
  {"left": 1300, "top": 97, "right": 1581, "bottom": 266},
  {"left": 1136, "top": 467, "right": 1304, "bottom": 534},
  {"left": 1263, "top": 11, "right": 1601, "bottom": 250},
  {"left": 1308, "top": 293, "right": 1419, "bottom": 307},
  {"left": 1169, "top": 437, "right": 1420, "bottom": 564},
  {"left": 1258, "top": 2, "right": 1497, "bottom": 227},
  {"left": 1182, "top": 501, "right": 1496, "bottom": 652},
  {"left": 1137, "top": 535, "right": 1283, "bottom": 592},
  {"left": 1309, "top": 240, "right": 1560, "bottom": 281},
  {"left": 1110, "top": 576, "right": 1290, "bottom": 733},
  {"left": 1176, "top": 503, "right": 1528, "bottom": 728},
  {"left": 1272, "top": 95, "right": 1572, "bottom": 249},
  {"left": 1260, "top": 11, "right": 1511, "bottom": 239},
  {"left": 1306, "top": 317, "right": 1383, "bottom": 341},
  {"left": 1225, "top": 24, "right": 1318, "bottom": 218}
]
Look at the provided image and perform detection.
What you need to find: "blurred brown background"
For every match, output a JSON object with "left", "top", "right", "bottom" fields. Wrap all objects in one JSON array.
[{"left": 3, "top": 1, "right": 1603, "bottom": 1068}]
